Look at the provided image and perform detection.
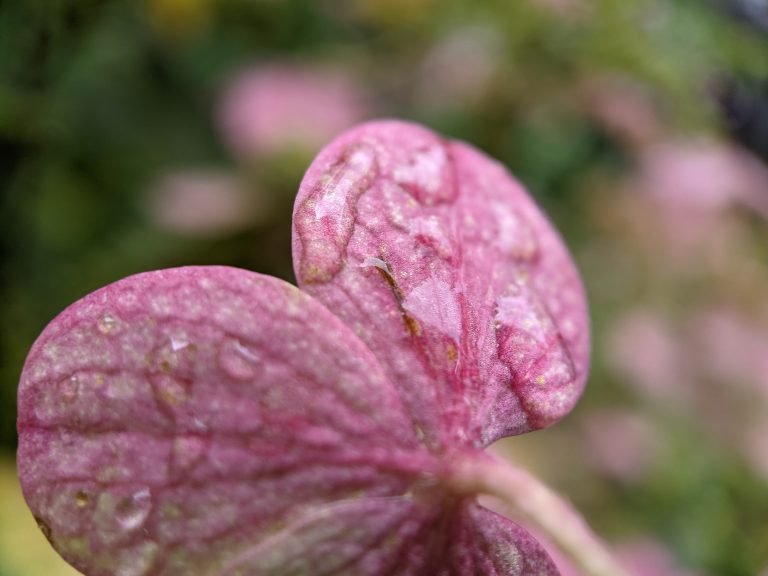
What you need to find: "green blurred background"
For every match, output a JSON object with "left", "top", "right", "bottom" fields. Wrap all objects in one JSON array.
[{"left": 2, "top": 1, "right": 768, "bottom": 574}]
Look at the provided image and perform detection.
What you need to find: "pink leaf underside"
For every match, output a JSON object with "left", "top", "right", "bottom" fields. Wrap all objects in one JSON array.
[
  {"left": 292, "top": 120, "right": 589, "bottom": 448},
  {"left": 17, "top": 267, "right": 557, "bottom": 576}
]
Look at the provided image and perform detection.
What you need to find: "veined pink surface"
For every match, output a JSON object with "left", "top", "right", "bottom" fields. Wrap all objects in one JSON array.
[
  {"left": 18, "top": 120, "right": 588, "bottom": 575},
  {"left": 293, "top": 120, "right": 589, "bottom": 448}
]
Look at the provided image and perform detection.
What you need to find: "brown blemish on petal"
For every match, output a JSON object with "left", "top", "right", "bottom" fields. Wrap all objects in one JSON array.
[
  {"left": 366, "top": 257, "right": 422, "bottom": 338},
  {"left": 75, "top": 490, "right": 89, "bottom": 508}
]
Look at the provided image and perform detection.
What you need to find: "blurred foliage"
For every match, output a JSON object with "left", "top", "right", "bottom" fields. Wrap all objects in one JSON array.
[
  {"left": 2, "top": 1, "right": 768, "bottom": 575},
  {"left": 0, "top": 457, "right": 81, "bottom": 575}
]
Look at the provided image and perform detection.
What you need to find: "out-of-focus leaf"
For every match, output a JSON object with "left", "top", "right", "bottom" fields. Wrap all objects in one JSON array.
[{"left": 0, "top": 458, "right": 82, "bottom": 576}]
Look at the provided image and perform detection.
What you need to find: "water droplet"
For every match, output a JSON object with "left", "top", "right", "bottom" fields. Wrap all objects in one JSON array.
[
  {"left": 60, "top": 376, "right": 80, "bottom": 404},
  {"left": 115, "top": 489, "right": 152, "bottom": 531},
  {"left": 152, "top": 337, "right": 197, "bottom": 376},
  {"left": 75, "top": 490, "right": 89, "bottom": 508},
  {"left": 359, "top": 256, "right": 390, "bottom": 273},
  {"left": 170, "top": 337, "right": 189, "bottom": 352},
  {"left": 192, "top": 417, "right": 209, "bottom": 432},
  {"left": 219, "top": 338, "right": 261, "bottom": 381},
  {"left": 97, "top": 313, "right": 119, "bottom": 335}
]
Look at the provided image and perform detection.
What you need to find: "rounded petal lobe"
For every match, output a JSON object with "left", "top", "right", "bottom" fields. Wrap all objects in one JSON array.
[
  {"left": 17, "top": 266, "right": 435, "bottom": 576},
  {"left": 449, "top": 504, "right": 560, "bottom": 576},
  {"left": 292, "top": 120, "right": 589, "bottom": 448},
  {"left": 221, "top": 499, "right": 560, "bottom": 576}
]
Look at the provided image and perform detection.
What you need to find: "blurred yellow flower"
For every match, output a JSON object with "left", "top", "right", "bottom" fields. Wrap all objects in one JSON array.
[{"left": 145, "top": 0, "right": 213, "bottom": 40}]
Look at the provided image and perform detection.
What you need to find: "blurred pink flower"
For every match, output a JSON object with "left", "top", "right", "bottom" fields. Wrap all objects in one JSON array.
[
  {"left": 690, "top": 307, "right": 768, "bottom": 396},
  {"left": 607, "top": 309, "right": 692, "bottom": 405},
  {"left": 146, "top": 169, "right": 268, "bottom": 237},
  {"left": 637, "top": 140, "right": 768, "bottom": 220},
  {"left": 532, "top": 531, "right": 703, "bottom": 576},
  {"left": 687, "top": 307, "right": 768, "bottom": 457},
  {"left": 605, "top": 139, "right": 768, "bottom": 273},
  {"left": 617, "top": 538, "right": 705, "bottom": 576},
  {"left": 417, "top": 25, "right": 501, "bottom": 110},
  {"left": 581, "top": 76, "right": 663, "bottom": 150},
  {"left": 583, "top": 409, "right": 659, "bottom": 483},
  {"left": 217, "top": 64, "right": 370, "bottom": 159}
]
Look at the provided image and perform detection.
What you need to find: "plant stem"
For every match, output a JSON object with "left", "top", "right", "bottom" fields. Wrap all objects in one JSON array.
[{"left": 450, "top": 452, "right": 631, "bottom": 576}]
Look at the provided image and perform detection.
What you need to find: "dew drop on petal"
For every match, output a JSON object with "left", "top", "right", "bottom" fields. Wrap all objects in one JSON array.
[
  {"left": 60, "top": 375, "right": 81, "bottom": 404},
  {"left": 192, "top": 417, "right": 209, "bottom": 432},
  {"left": 359, "top": 256, "right": 390, "bottom": 273},
  {"left": 115, "top": 488, "right": 152, "bottom": 531},
  {"left": 170, "top": 337, "right": 190, "bottom": 352},
  {"left": 97, "top": 313, "right": 120, "bottom": 335},
  {"left": 218, "top": 338, "right": 262, "bottom": 381}
]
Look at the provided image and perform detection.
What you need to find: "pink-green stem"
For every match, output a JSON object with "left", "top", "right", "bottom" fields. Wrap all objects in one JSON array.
[{"left": 450, "top": 452, "right": 631, "bottom": 576}]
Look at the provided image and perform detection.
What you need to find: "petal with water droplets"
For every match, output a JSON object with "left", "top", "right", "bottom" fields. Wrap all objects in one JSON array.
[
  {"left": 292, "top": 120, "right": 589, "bottom": 447},
  {"left": 17, "top": 267, "right": 435, "bottom": 576}
]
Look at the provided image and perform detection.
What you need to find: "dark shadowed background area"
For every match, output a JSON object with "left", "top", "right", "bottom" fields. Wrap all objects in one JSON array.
[{"left": 1, "top": 1, "right": 768, "bottom": 574}]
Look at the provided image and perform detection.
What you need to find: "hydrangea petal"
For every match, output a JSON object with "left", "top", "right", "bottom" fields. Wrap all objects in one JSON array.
[
  {"left": 221, "top": 499, "right": 558, "bottom": 576},
  {"left": 292, "top": 120, "right": 589, "bottom": 447},
  {"left": 451, "top": 505, "right": 560, "bottom": 576},
  {"left": 17, "top": 267, "right": 439, "bottom": 576}
]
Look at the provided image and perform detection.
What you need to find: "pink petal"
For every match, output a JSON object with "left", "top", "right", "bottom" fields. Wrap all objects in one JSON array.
[
  {"left": 17, "top": 267, "right": 436, "bottom": 576},
  {"left": 450, "top": 505, "right": 560, "bottom": 576},
  {"left": 221, "top": 500, "right": 558, "bottom": 576},
  {"left": 293, "top": 120, "right": 588, "bottom": 448}
]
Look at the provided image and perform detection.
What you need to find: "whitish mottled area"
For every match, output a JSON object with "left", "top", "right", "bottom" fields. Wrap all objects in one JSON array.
[
  {"left": 293, "top": 120, "right": 589, "bottom": 449},
  {"left": 17, "top": 266, "right": 558, "bottom": 575}
]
